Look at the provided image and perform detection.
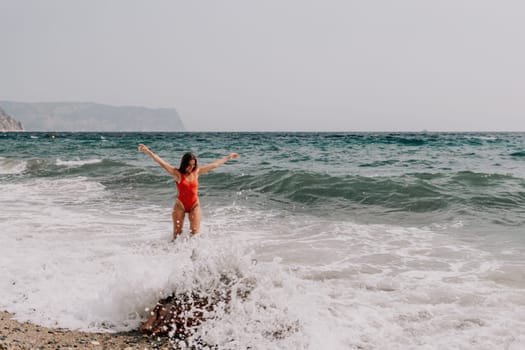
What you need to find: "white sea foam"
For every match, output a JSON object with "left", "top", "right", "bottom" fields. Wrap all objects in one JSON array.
[
  {"left": 204, "top": 207, "right": 525, "bottom": 349},
  {"left": 0, "top": 177, "right": 106, "bottom": 206},
  {"left": 461, "top": 134, "right": 499, "bottom": 142},
  {"left": 56, "top": 158, "right": 103, "bottom": 167}
]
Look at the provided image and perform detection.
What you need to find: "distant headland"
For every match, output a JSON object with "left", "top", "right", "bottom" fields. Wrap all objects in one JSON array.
[
  {"left": 0, "top": 101, "right": 185, "bottom": 132},
  {"left": 0, "top": 107, "right": 24, "bottom": 131}
]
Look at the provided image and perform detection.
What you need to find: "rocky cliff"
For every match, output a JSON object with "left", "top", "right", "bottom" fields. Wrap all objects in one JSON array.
[
  {"left": 0, "top": 101, "right": 185, "bottom": 132},
  {"left": 0, "top": 108, "right": 24, "bottom": 131}
]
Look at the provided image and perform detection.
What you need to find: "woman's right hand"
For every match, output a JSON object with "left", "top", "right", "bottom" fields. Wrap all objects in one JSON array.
[{"left": 138, "top": 144, "right": 148, "bottom": 153}]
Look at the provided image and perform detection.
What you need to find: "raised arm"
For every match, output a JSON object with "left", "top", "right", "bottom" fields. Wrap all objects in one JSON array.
[
  {"left": 198, "top": 153, "right": 238, "bottom": 175},
  {"left": 138, "top": 144, "right": 180, "bottom": 180}
]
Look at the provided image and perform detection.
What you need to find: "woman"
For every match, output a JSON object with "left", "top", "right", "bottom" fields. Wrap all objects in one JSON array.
[{"left": 138, "top": 144, "right": 238, "bottom": 239}]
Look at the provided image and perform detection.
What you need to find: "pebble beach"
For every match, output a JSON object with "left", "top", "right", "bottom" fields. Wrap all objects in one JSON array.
[{"left": 0, "top": 311, "right": 167, "bottom": 350}]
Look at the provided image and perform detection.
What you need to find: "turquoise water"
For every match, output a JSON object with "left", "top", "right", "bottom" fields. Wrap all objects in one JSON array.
[
  {"left": 3, "top": 132, "right": 524, "bottom": 228},
  {"left": 1, "top": 132, "right": 525, "bottom": 349}
]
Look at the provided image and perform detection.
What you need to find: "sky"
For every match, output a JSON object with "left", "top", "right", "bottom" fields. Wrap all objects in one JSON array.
[{"left": 1, "top": 0, "right": 524, "bottom": 131}]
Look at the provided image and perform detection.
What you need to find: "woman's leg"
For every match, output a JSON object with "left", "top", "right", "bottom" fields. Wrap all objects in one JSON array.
[
  {"left": 188, "top": 203, "right": 201, "bottom": 235},
  {"left": 172, "top": 201, "right": 185, "bottom": 240}
]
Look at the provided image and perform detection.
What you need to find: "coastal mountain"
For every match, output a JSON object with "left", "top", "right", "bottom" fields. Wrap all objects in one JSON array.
[
  {"left": 0, "top": 101, "right": 185, "bottom": 132},
  {"left": 0, "top": 107, "right": 24, "bottom": 131}
]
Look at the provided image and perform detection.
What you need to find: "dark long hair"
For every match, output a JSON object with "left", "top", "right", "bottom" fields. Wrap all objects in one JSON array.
[{"left": 178, "top": 152, "right": 197, "bottom": 175}]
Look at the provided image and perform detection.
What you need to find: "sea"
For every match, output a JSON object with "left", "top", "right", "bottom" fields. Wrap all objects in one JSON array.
[{"left": 1, "top": 132, "right": 524, "bottom": 349}]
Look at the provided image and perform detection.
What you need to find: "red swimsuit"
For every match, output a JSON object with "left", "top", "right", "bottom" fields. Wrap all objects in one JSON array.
[{"left": 176, "top": 174, "right": 199, "bottom": 212}]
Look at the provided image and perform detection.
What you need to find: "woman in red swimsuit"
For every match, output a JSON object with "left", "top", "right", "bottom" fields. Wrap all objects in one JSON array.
[{"left": 138, "top": 144, "right": 238, "bottom": 239}]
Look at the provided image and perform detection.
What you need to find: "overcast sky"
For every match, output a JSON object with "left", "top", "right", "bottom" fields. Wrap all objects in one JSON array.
[{"left": 1, "top": 0, "right": 524, "bottom": 131}]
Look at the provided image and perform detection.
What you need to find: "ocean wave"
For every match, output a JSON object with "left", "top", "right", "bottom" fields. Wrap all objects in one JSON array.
[
  {"left": 204, "top": 170, "right": 525, "bottom": 215},
  {"left": 355, "top": 132, "right": 513, "bottom": 147},
  {"left": 510, "top": 151, "right": 525, "bottom": 157},
  {"left": 358, "top": 159, "right": 400, "bottom": 168},
  {"left": 381, "top": 134, "right": 429, "bottom": 146},
  {"left": 18, "top": 158, "right": 130, "bottom": 178},
  {"left": 451, "top": 171, "right": 518, "bottom": 186},
  {"left": 0, "top": 157, "right": 27, "bottom": 175}
]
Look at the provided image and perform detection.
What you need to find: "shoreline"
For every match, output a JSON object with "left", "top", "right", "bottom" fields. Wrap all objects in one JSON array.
[{"left": 0, "top": 311, "right": 169, "bottom": 350}]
